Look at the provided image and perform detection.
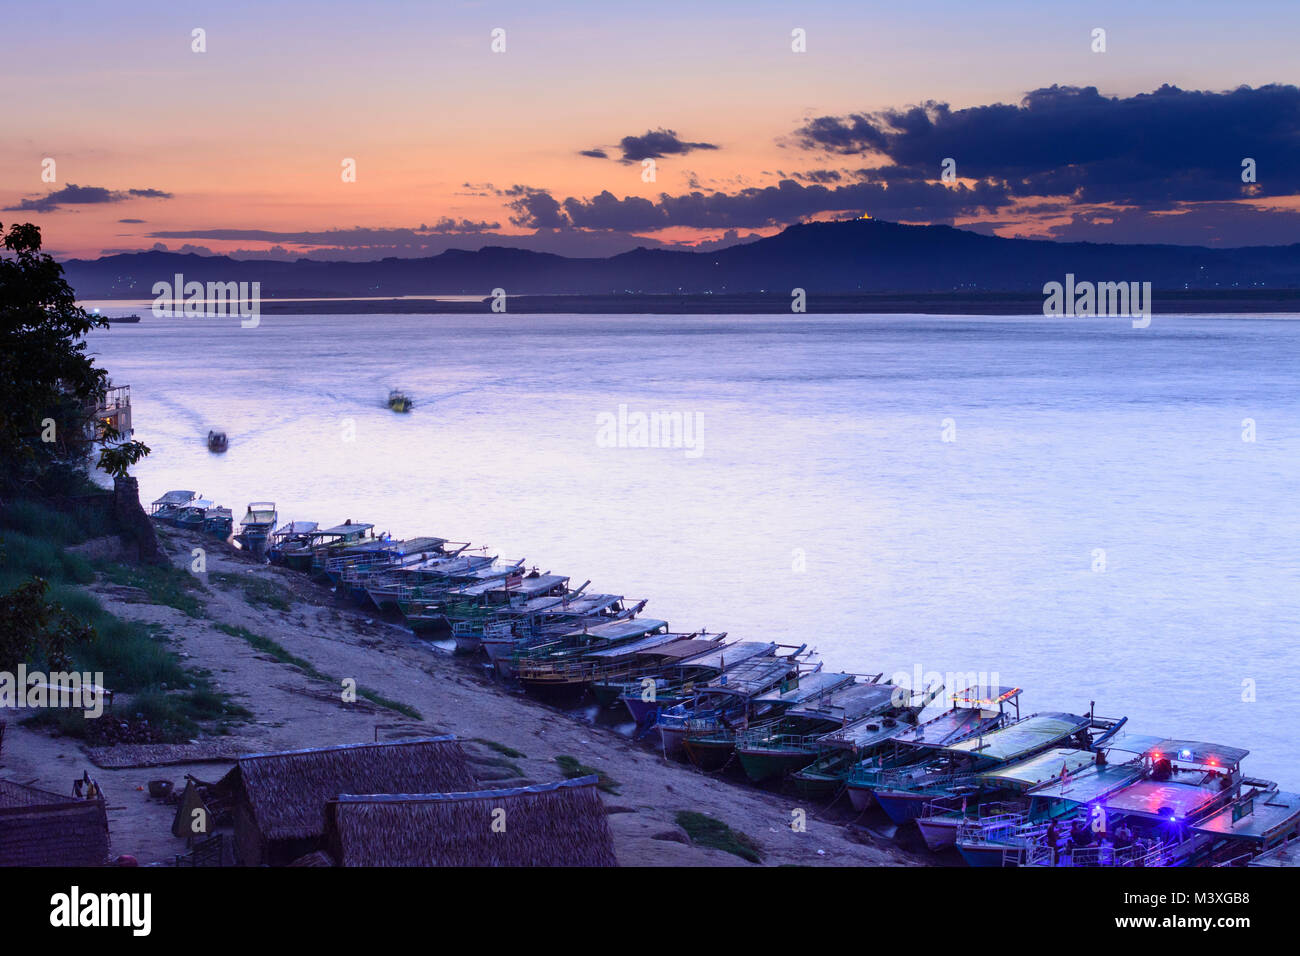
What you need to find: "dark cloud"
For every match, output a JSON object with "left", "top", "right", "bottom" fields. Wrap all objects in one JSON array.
[
  {"left": 614, "top": 128, "right": 719, "bottom": 163},
  {"left": 504, "top": 186, "right": 569, "bottom": 229},
  {"left": 509, "top": 176, "right": 1010, "bottom": 231},
  {"left": 790, "top": 169, "right": 843, "bottom": 184},
  {"left": 1041, "top": 201, "right": 1300, "bottom": 246},
  {"left": 118, "top": 218, "right": 145, "bottom": 224},
  {"left": 795, "top": 84, "right": 1300, "bottom": 206},
  {"left": 3, "top": 183, "right": 173, "bottom": 212},
  {"left": 578, "top": 148, "right": 608, "bottom": 159}
]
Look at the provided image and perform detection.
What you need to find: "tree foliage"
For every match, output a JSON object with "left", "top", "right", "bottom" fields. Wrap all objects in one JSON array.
[
  {"left": 0, "top": 576, "right": 95, "bottom": 673},
  {"left": 0, "top": 221, "right": 149, "bottom": 490}
]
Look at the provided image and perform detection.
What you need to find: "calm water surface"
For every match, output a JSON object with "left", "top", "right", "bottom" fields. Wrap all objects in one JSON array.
[{"left": 85, "top": 311, "right": 1300, "bottom": 782}]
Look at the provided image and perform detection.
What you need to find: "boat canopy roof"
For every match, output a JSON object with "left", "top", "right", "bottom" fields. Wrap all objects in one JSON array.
[
  {"left": 1249, "top": 842, "right": 1300, "bottom": 867},
  {"left": 678, "top": 641, "right": 775, "bottom": 672},
  {"left": 464, "top": 562, "right": 525, "bottom": 582},
  {"left": 942, "top": 712, "right": 1090, "bottom": 762},
  {"left": 393, "top": 536, "right": 449, "bottom": 554},
  {"left": 893, "top": 704, "right": 999, "bottom": 749},
  {"left": 951, "top": 686, "right": 1022, "bottom": 708},
  {"left": 582, "top": 630, "right": 685, "bottom": 659},
  {"left": 706, "top": 657, "right": 798, "bottom": 698},
  {"left": 312, "top": 522, "right": 374, "bottom": 537},
  {"left": 242, "top": 503, "right": 277, "bottom": 522},
  {"left": 204, "top": 506, "right": 233, "bottom": 518},
  {"left": 978, "top": 747, "right": 1097, "bottom": 792},
  {"left": 399, "top": 554, "right": 493, "bottom": 575},
  {"left": 153, "top": 490, "right": 196, "bottom": 506},
  {"left": 639, "top": 637, "right": 725, "bottom": 660},
  {"left": 182, "top": 498, "right": 214, "bottom": 510},
  {"left": 499, "top": 591, "right": 602, "bottom": 617},
  {"left": 274, "top": 521, "right": 318, "bottom": 535},
  {"left": 754, "top": 670, "right": 856, "bottom": 707},
  {"left": 457, "top": 572, "right": 568, "bottom": 598},
  {"left": 1194, "top": 790, "right": 1300, "bottom": 844},
  {"left": 1029, "top": 762, "right": 1146, "bottom": 805},
  {"left": 788, "top": 681, "right": 899, "bottom": 723},
  {"left": 565, "top": 617, "right": 667, "bottom": 642},
  {"left": 1150, "top": 739, "right": 1250, "bottom": 768},
  {"left": 817, "top": 712, "right": 913, "bottom": 750},
  {"left": 1099, "top": 731, "right": 1168, "bottom": 757},
  {"left": 1105, "top": 779, "right": 1225, "bottom": 820}
]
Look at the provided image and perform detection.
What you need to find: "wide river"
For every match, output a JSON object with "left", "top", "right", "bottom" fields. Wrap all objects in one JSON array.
[{"left": 85, "top": 310, "right": 1299, "bottom": 783}]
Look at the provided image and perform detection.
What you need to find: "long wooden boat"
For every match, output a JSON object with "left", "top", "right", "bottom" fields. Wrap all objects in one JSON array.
[
  {"left": 987, "top": 738, "right": 1262, "bottom": 868},
  {"left": 331, "top": 537, "right": 456, "bottom": 602},
  {"left": 512, "top": 618, "right": 686, "bottom": 700},
  {"left": 922, "top": 730, "right": 1162, "bottom": 855},
  {"left": 173, "top": 498, "right": 214, "bottom": 532},
  {"left": 266, "top": 521, "right": 318, "bottom": 564},
  {"left": 485, "top": 595, "right": 648, "bottom": 677},
  {"left": 397, "top": 559, "right": 526, "bottom": 634},
  {"left": 733, "top": 677, "right": 916, "bottom": 783},
  {"left": 149, "top": 490, "right": 199, "bottom": 523},
  {"left": 789, "top": 682, "right": 947, "bottom": 797},
  {"left": 443, "top": 572, "right": 573, "bottom": 652},
  {"left": 680, "top": 668, "right": 857, "bottom": 771},
  {"left": 234, "top": 502, "right": 278, "bottom": 557},
  {"left": 362, "top": 547, "right": 488, "bottom": 611},
  {"left": 615, "top": 640, "right": 782, "bottom": 726},
  {"left": 844, "top": 686, "right": 1023, "bottom": 812},
  {"left": 586, "top": 634, "right": 730, "bottom": 706},
  {"left": 655, "top": 652, "right": 812, "bottom": 760},
  {"left": 864, "top": 709, "right": 1111, "bottom": 825},
  {"left": 203, "top": 506, "right": 234, "bottom": 539},
  {"left": 296, "top": 522, "right": 382, "bottom": 575}
]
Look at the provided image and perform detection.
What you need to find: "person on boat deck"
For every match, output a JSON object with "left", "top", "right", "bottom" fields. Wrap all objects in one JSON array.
[
  {"left": 1070, "top": 817, "right": 1094, "bottom": 848},
  {"left": 1045, "top": 819, "right": 1061, "bottom": 864},
  {"left": 1113, "top": 822, "right": 1134, "bottom": 850}
]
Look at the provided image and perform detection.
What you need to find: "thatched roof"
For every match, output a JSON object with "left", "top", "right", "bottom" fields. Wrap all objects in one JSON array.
[
  {"left": 231, "top": 736, "right": 473, "bottom": 841},
  {"left": 0, "top": 779, "right": 109, "bottom": 866},
  {"left": 327, "top": 775, "right": 617, "bottom": 867},
  {"left": 287, "top": 849, "right": 336, "bottom": 867}
]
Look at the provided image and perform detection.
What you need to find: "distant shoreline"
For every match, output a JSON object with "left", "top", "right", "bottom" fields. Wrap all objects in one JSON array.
[{"left": 84, "top": 290, "right": 1300, "bottom": 316}]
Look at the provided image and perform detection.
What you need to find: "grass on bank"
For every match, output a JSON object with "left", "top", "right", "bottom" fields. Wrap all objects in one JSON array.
[
  {"left": 674, "top": 811, "right": 764, "bottom": 864},
  {"left": 94, "top": 560, "right": 206, "bottom": 617},
  {"left": 210, "top": 571, "right": 293, "bottom": 612},
  {"left": 473, "top": 738, "right": 526, "bottom": 759},
  {"left": 0, "top": 497, "right": 245, "bottom": 741},
  {"left": 555, "top": 754, "right": 621, "bottom": 795},
  {"left": 214, "top": 622, "right": 423, "bottom": 720}
]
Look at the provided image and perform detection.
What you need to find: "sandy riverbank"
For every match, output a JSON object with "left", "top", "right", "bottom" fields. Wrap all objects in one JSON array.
[{"left": 1, "top": 528, "right": 917, "bottom": 867}]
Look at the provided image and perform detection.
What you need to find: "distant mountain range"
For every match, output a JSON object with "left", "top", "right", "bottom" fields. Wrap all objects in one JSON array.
[{"left": 64, "top": 219, "right": 1300, "bottom": 301}]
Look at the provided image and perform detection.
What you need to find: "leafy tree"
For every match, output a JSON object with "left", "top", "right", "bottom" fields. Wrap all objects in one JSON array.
[
  {"left": 0, "top": 221, "right": 149, "bottom": 491},
  {"left": 0, "top": 576, "right": 95, "bottom": 674}
]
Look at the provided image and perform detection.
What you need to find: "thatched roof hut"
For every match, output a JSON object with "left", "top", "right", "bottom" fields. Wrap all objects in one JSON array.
[
  {"left": 0, "top": 779, "right": 109, "bottom": 866},
  {"left": 325, "top": 775, "right": 617, "bottom": 867},
  {"left": 226, "top": 736, "right": 473, "bottom": 866}
]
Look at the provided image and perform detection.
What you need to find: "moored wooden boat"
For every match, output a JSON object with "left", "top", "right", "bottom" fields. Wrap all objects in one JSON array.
[
  {"left": 680, "top": 668, "right": 856, "bottom": 771},
  {"left": 203, "top": 506, "right": 234, "bottom": 538},
  {"left": 234, "top": 502, "right": 278, "bottom": 558},
  {"left": 734, "top": 677, "right": 912, "bottom": 784},
  {"left": 174, "top": 498, "right": 214, "bottom": 532},
  {"left": 845, "top": 686, "right": 1023, "bottom": 812},
  {"left": 149, "top": 490, "right": 199, "bottom": 523}
]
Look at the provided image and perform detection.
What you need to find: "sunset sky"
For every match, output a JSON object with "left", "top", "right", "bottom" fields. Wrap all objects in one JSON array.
[{"left": 4, "top": 0, "right": 1300, "bottom": 260}]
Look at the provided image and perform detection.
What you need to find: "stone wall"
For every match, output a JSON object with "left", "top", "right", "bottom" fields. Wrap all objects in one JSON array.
[{"left": 112, "top": 476, "right": 166, "bottom": 565}]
